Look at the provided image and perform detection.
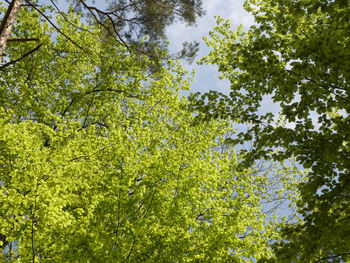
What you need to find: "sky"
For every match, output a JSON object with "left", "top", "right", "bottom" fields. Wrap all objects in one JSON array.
[
  {"left": 165, "top": 0, "right": 284, "bottom": 121},
  {"left": 165, "top": 0, "right": 255, "bottom": 95}
]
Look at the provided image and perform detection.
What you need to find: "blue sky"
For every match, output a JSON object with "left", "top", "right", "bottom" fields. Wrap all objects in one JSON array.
[{"left": 166, "top": 0, "right": 254, "bottom": 95}]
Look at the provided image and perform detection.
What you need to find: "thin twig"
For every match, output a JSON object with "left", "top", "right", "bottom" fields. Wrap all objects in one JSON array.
[
  {"left": 315, "top": 253, "right": 350, "bottom": 263},
  {"left": 49, "top": 0, "right": 92, "bottom": 34},
  {"left": 79, "top": 0, "right": 131, "bottom": 52},
  {"left": 287, "top": 69, "right": 350, "bottom": 103},
  {"left": 25, "top": 0, "right": 86, "bottom": 52},
  {"left": 67, "top": 147, "right": 106, "bottom": 163},
  {"left": 125, "top": 235, "right": 136, "bottom": 262},
  {"left": 85, "top": 88, "right": 143, "bottom": 100}
]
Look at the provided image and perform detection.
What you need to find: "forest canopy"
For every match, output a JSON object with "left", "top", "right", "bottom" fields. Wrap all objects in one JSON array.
[
  {"left": 191, "top": 0, "right": 350, "bottom": 261},
  {"left": 0, "top": 0, "right": 349, "bottom": 262}
]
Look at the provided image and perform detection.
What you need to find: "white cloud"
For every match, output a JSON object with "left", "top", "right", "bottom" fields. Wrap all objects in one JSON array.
[{"left": 166, "top": 0, "right": 253, "bottom": 52}]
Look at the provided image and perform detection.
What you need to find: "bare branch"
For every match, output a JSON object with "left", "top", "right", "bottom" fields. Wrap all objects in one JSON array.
[
  {"left": 79, "top": 0, "right": 131, "bottom": 52},
  {"left": 48, "top": 0, "right": 92, "bottom": 34}
]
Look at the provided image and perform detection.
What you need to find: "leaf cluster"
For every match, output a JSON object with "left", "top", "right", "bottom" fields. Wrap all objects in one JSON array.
[
  {"left": 192, "top": 0, "right": 350, "bottom": 261},
  {"left": 0, "top": 6, "right": 293, "bottom": 262}
]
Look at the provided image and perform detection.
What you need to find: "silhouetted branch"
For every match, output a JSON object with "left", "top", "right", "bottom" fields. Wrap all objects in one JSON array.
[
  {"left": 315, "top": 252, "right": 350, "bottom": 263},
  {"left": 25, "top": 0, "right": 86, "bottom": 52},
  {"left": 79, "top": 0, "right": 130, "bottom": 51},
  {"left": 49, "top": 0, "right": 92, "bottom": 34},
  {"left": 0, "top": 43, "right": 43, "bottom": 70},
  {"left": 7, "top": 38, "right": 39, "bottom": 42},
  {"left": 287, "top": 69, "right": 350, "bottom": 103}
]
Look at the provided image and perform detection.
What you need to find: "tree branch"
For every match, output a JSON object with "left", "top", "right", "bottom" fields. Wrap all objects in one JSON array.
[
  {"left": 0, "top": 0, "right": 24, "bottom": 56},
  {"left": 25, "top": 0, "right": 86, "bottom": 52},
  {"left": 85, "top": 88, "right": 143, "bottom": 100},
  {"left": 0, "top": 43, "right": 43, "bottom": 70},
  {"left": 315, "top": 252, "right": 350, "bottom": 263},
  {"left": 7, "top": 38, "right": 39, "bottom": 42},
  {"left": 79, "top": 0, "right": 130, "bottom": 52},
  {"left": 287, "top": 69, "right": 350, "bottom": 103},
  {"left": 49, "top": 0, "right": 92, "bottom": 34}
]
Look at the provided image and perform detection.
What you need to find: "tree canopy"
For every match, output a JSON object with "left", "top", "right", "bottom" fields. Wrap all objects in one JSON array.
[
  {"left": 0, "top": 0, "right": 204, "bottom": 66},
  {"left": 191, "top": 0, "right": 350, "bottom": 261},
  {"left": 0, "top": 5, "right": 300, "bottom": 262},
  {"left": 71, "top": 0, "right": 204, "bottom": 62},
  {"left": 2, "top": 0, "right": 347, "bottom": 262}
]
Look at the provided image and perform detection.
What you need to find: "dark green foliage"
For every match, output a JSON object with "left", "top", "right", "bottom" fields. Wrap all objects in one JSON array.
[
  {"left": 69, "top": 0, "right": 204, "bottom": 63},
  {"left": 191, "top": 0, "right": 350, "bottom": 261}
]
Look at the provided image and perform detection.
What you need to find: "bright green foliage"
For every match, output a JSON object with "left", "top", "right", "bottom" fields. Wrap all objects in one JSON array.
[
  {"left": 0, "top": 6, "right": 294, "bottom": 262},
  {"left": 192, "top": 0, "right": 350, "bottom": 262}
]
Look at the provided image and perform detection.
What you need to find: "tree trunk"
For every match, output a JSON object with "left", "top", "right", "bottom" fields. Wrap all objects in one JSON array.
[{"left": 0, "top": 0, "right": 23, "bottom": 57}]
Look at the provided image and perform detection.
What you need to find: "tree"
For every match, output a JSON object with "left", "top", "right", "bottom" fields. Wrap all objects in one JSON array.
[
  {"left": 191, "top": 0, "right": 350, "bottom": 261},
  {"left": 69, "top": 0, "right": 204, "bottom": 63},
  {"left": 0, "top": 0, "right": 203, "bottom": 68},
  {"left": 0, "top": 6, "right": 296, "bottom": 262},
  {"left": 0, "top": 0, "right": 23, "bottom": 56}
]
